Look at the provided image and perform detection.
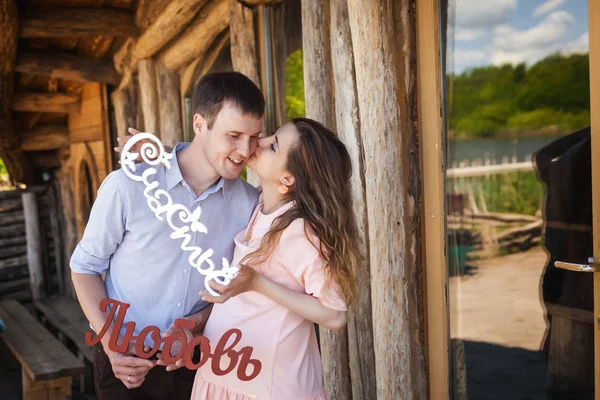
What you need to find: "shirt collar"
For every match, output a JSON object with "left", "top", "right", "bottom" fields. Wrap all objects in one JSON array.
[{"left": 165, "top": 142, "right": 233, "bottom": 201}]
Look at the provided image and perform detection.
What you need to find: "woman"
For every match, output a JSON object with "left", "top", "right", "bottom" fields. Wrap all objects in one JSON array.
[{"left": 192, "top": 118, "right": 360, "bottom": 400}]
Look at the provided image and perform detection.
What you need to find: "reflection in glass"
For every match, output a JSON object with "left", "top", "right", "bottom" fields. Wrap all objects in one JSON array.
[{"left": 444, "top": 1, "right": 591, "bottom": 398}]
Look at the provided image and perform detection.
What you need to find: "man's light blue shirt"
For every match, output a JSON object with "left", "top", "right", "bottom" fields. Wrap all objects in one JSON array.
[{"left": 70, "top": 142, "right": 259, "bottom": 346}]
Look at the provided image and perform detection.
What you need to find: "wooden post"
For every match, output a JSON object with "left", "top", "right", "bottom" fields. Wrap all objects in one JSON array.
[
  {"left": 22, "top": 192, "right": 45, "bottom": 302},
  {"left": 138, "top": 59, "right": 160, "bottom": 135},
  {"left": 229, "top": 0, "right": 262, "bottom": 187},
  {"left": 155, "top": 62, "right": 183, "bottom": 147},
  {"left": 0, "top": 0, "right": 31, "bottom": 184},
  {"left": 330, "top": 0, "right": 377, "bottom": 398},
  {"left": 301, "top": 0, "right": 351, "bottom": 398},
  {"left": 347, "top": 0, "right": 427, "bottom": 398},
  {"left": 229, "top": 0, "right": 260, "bottom": 85}
]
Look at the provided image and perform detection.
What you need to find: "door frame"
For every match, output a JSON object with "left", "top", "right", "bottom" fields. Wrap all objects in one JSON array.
[{"left": 420, "top": 0, "right": 600, "bottom": 399}]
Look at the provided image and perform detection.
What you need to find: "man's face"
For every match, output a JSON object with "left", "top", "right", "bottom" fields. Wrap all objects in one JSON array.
[{"left": 196, "top": 103, "right": 263, "bottom": 180}]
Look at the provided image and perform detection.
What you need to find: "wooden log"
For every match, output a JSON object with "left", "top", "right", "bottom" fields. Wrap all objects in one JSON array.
[
  {"left": 0, "top": 211, "right": 24, "bottom": 225},
  {"left": 135, "top": 0, "right": 171, "bottom": 30},
  {"left": 19, "top": 8, "right": 138, "bottom": 38},
  {"left": 22, "top": 192, "right": 45, "bottom": 301},
  {"left": 347, "top": 0, "right": 427, "bottom": 397},
  {"left": 16, "top": 51, "right": 120, "bottom": 85},
  {"left": 0, "top": 265, "right": 28, "bottom": 282},
  {"left": 0, "top": 255, "right": 28, "bottom": 270},
  {"left": 330, "top": 0, "right": 376, "bottom": 398},
  {"left": 21, "top": 124, "right": 69, "bottom": 151},
  {"left": 0, "top": 0, "right": 31, "bottom": 184},
  {"left": 0, "top": 236, "right": 26, "bottom": 248},
  {"left": 30, "top": 151, "right": 62, "bottom": 169},
  {"left": 155, "top": 62, "right": 183, "bottom": 147},
  {"left": 301, "top": 0, "right": 350, "bottom": 398},
  {"left": 271, "top": 4, "right": 287, "bottom": 125},
  {"left": 180, "top": 30, "right": 229, "bottom": 97},
  {"left": 0, "top": 278, "right": 30, "bottom": 295},
  {"left": 114, "top": 37, "right": 136, "bottom": 75},
  {"left": 0, "top": 225, "right": 26, "bottom": 239},
  {"left": 229, "top": 0, "right": 260, "bottom": 85},
  {"left": 158, "top": 0, "right": 230, "bottom": 71},
  {"left": 0, "top": 198, "right": 22, "bottom": 213},
  {"left": 112, "top": 89, "right": 132, "bottom": 138},
  {"left": 138, "top": 59, "right": 160, "bottom": 135},
  {"left": 0, "top": 245, "right": 27, "bottom": 259},
  {"left": 13, "top": 92, "right": 80, "bottom": 114},
  {"left": 133, "top": 0, "right": 209, "bottom": 62}
]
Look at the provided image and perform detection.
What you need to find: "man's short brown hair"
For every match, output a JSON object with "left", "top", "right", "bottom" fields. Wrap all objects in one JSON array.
[{"left": 192, "top": 72, "right": 265, "bottom": 129}]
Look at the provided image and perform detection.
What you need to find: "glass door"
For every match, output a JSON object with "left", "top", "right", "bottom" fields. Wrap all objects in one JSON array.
[{"left": 443, "top": 0, "right": 596, "bottom": 398}]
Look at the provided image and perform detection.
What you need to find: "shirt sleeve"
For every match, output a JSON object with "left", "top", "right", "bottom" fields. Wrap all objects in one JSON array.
[
  {"left": 69, "top": 170, "right": 128, "bottom": 275},
  {"left": 299, "top": 252, "right": 347, "bottom": 312}
]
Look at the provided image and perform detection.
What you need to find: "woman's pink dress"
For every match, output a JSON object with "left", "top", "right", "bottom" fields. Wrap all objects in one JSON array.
[{"left": 191, "top": 199, "right": 346, "bottom": 400}]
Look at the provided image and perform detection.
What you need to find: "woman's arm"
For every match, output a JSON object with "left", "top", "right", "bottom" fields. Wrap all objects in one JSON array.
[{"left": 200, "top": 268, "right": 347, "bottom": 331}]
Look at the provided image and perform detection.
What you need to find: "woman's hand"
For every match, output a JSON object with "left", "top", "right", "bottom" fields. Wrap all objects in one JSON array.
[{"left": 200, "top": 265, "right": 259, "bottom": 304}]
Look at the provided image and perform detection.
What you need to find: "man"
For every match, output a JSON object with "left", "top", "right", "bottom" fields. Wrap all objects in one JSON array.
[{"left": 70, "top": 71, "right": 264, "bottom": 400}]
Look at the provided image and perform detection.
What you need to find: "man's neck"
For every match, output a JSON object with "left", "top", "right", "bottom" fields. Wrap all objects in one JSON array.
[{"left": 177, "top": 141, "right": 222, "bottom": 197}]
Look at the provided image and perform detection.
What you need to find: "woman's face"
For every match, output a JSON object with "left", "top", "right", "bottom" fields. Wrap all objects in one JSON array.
[{"left": 246, "top": 123, "right": 300, "bottom": 188}]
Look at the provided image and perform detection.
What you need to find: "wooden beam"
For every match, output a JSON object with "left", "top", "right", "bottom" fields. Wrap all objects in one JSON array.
[
  {"left": 19, "top": 8, "right": 138, "bottom": 38},
  {"left": 132, "top": 0, "right": 209, "bottom": 62},
  {"left": 180, "top": 30, "right": 230, "bottom": 97},
  {"left": 13, "top": 92, "right": 80, "bottom": 114},
  {"left": 229, "top": 0, "right": 260, "bottom": 85},
  {"left": 330, "top": 0, "right": 377, "bottom": 398},
  {"left": 155, "top": 62, "right": 183, "bottom": 147},
  {"left": 0, "top": 0, "right": 31, "bottom": 184},
  {"left": 135, "top": 0, "right": 171, "bottom": 30},
  {"left": 158, "top": 0, "right": 230, "bottom": 71},
  {"left": 16, "top": 52, "right": 120, "bottom": 85},
  {"left": 21, "top": 124, "right": 69, "bottom": 151},
  {"left": 138, "top": 59, "right": 159, "bottom": 135},
  {"left": 347, "top": 0, "right": 427, "bottom": 397},
  {"left": 301, "top": 0, "right": 350, "bottom": 398}
]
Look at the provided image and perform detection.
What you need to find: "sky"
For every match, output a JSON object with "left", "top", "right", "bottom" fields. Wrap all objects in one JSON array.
[{"left": 450, "top": 0, "right": 589, "bottom": 74}]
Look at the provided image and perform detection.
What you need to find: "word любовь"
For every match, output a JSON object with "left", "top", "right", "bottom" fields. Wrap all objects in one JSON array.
[{"left": 85, "top": 299, "right": 261, "bottom": 381}]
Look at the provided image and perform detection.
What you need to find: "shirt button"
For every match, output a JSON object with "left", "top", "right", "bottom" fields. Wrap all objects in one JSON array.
[
  {"left": 183, "top": 269, "right": 188, "bottom": 274},
  {"left": 177, "top": 302, "right": 182, "bottom": 307}
]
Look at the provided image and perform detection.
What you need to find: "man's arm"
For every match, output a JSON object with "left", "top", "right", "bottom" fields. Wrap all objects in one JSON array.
[{"left": 70, "top": 171, "right": 154, "bottom": 388}]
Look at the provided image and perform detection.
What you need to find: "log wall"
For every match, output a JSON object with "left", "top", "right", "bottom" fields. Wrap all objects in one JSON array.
[{"left": 0, "top": 186, "right": 63, "bottom": 302}]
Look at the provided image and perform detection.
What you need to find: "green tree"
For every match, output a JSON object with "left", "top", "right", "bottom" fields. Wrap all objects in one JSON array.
[{"left": 285, "top": 49, "right": 306, "bottom": 120}]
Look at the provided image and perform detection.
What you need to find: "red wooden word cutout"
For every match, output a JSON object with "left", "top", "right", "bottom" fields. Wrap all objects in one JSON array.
[{"left": 85, "top": 299, "right": 261, "bottom": 381}]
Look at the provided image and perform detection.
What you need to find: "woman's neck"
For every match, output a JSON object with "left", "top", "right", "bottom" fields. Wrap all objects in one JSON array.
[{"left": 261, "top": 185, "right": 288, "bottom": 215}]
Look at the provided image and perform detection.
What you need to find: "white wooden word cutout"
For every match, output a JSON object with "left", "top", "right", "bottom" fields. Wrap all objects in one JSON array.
[{"left": 120, "top": 133, "right": 239, "bottom": 296}]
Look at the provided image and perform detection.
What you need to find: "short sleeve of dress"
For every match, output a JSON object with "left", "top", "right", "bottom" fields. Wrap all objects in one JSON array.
[{"left": 299, "top": 252, "right": 347, "bottom": 312}]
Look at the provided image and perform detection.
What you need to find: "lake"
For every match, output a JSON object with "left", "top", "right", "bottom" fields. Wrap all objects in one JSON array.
[{"left": 449, "top": 136, "right": 562, "bottom": 164}]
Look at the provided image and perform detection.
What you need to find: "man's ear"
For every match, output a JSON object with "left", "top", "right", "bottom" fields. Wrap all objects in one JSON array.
[{"left": 192, "top": 113, "right": 207, "bottom": 135}]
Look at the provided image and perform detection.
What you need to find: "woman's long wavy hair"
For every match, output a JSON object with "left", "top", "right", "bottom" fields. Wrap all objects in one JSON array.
[{"left": 240, "top": 118, "right": 360, "bottom": 307}]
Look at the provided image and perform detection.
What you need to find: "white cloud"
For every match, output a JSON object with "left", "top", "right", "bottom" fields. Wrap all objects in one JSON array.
[
  {"left": 455, "top": 0, "right": 517, "bottom": 28},
  {"left": 561, "top": 31, "right": 589, "bottom": 55},
  {"left": 489, "top": 11, "right": 576, "bottom": 65},
  {"left": 455, "top": 27, "right": 487, "bottom": 41},
  {"left": 493, "top": 11, "right": 574, "bottom": 50},
  {"left": 533, "top": 0, "right": 566, "bottom": 18},
  {"left": 454, "top": 49, "right": 487, "bottom": 66}
]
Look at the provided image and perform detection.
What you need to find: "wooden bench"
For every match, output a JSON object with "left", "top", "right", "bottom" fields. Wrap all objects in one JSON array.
[
  {"left": 0, "top": 300, "right": 85, "bottom": 400},
  {"left": 35, "top": 295, "right": 95, "bottom": 363}
]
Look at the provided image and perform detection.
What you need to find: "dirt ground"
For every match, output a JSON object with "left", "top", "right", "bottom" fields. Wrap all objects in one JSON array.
[{"left": 450, "top": 246, "right": 550, "bottom": 400}]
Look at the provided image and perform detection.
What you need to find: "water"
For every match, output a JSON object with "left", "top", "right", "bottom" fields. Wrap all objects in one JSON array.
[{"left": 449, "top": 136, "right": 562, "bottom": 164}]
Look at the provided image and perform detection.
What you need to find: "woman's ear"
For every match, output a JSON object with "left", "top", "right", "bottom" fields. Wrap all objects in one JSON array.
[{"left": 280, "top": 174, "right": 295, "bottom": 188}]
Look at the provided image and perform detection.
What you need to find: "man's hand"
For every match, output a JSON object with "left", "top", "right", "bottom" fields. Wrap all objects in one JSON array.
[
  {"left": 200, "top": 265, "right": 259, "bottom": 304},
  {"left": 156, "top": 322, "right": 194, "bottom": 371},
  {"left": 105, "top": 343, "right": 156, "bottom": 389}
]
